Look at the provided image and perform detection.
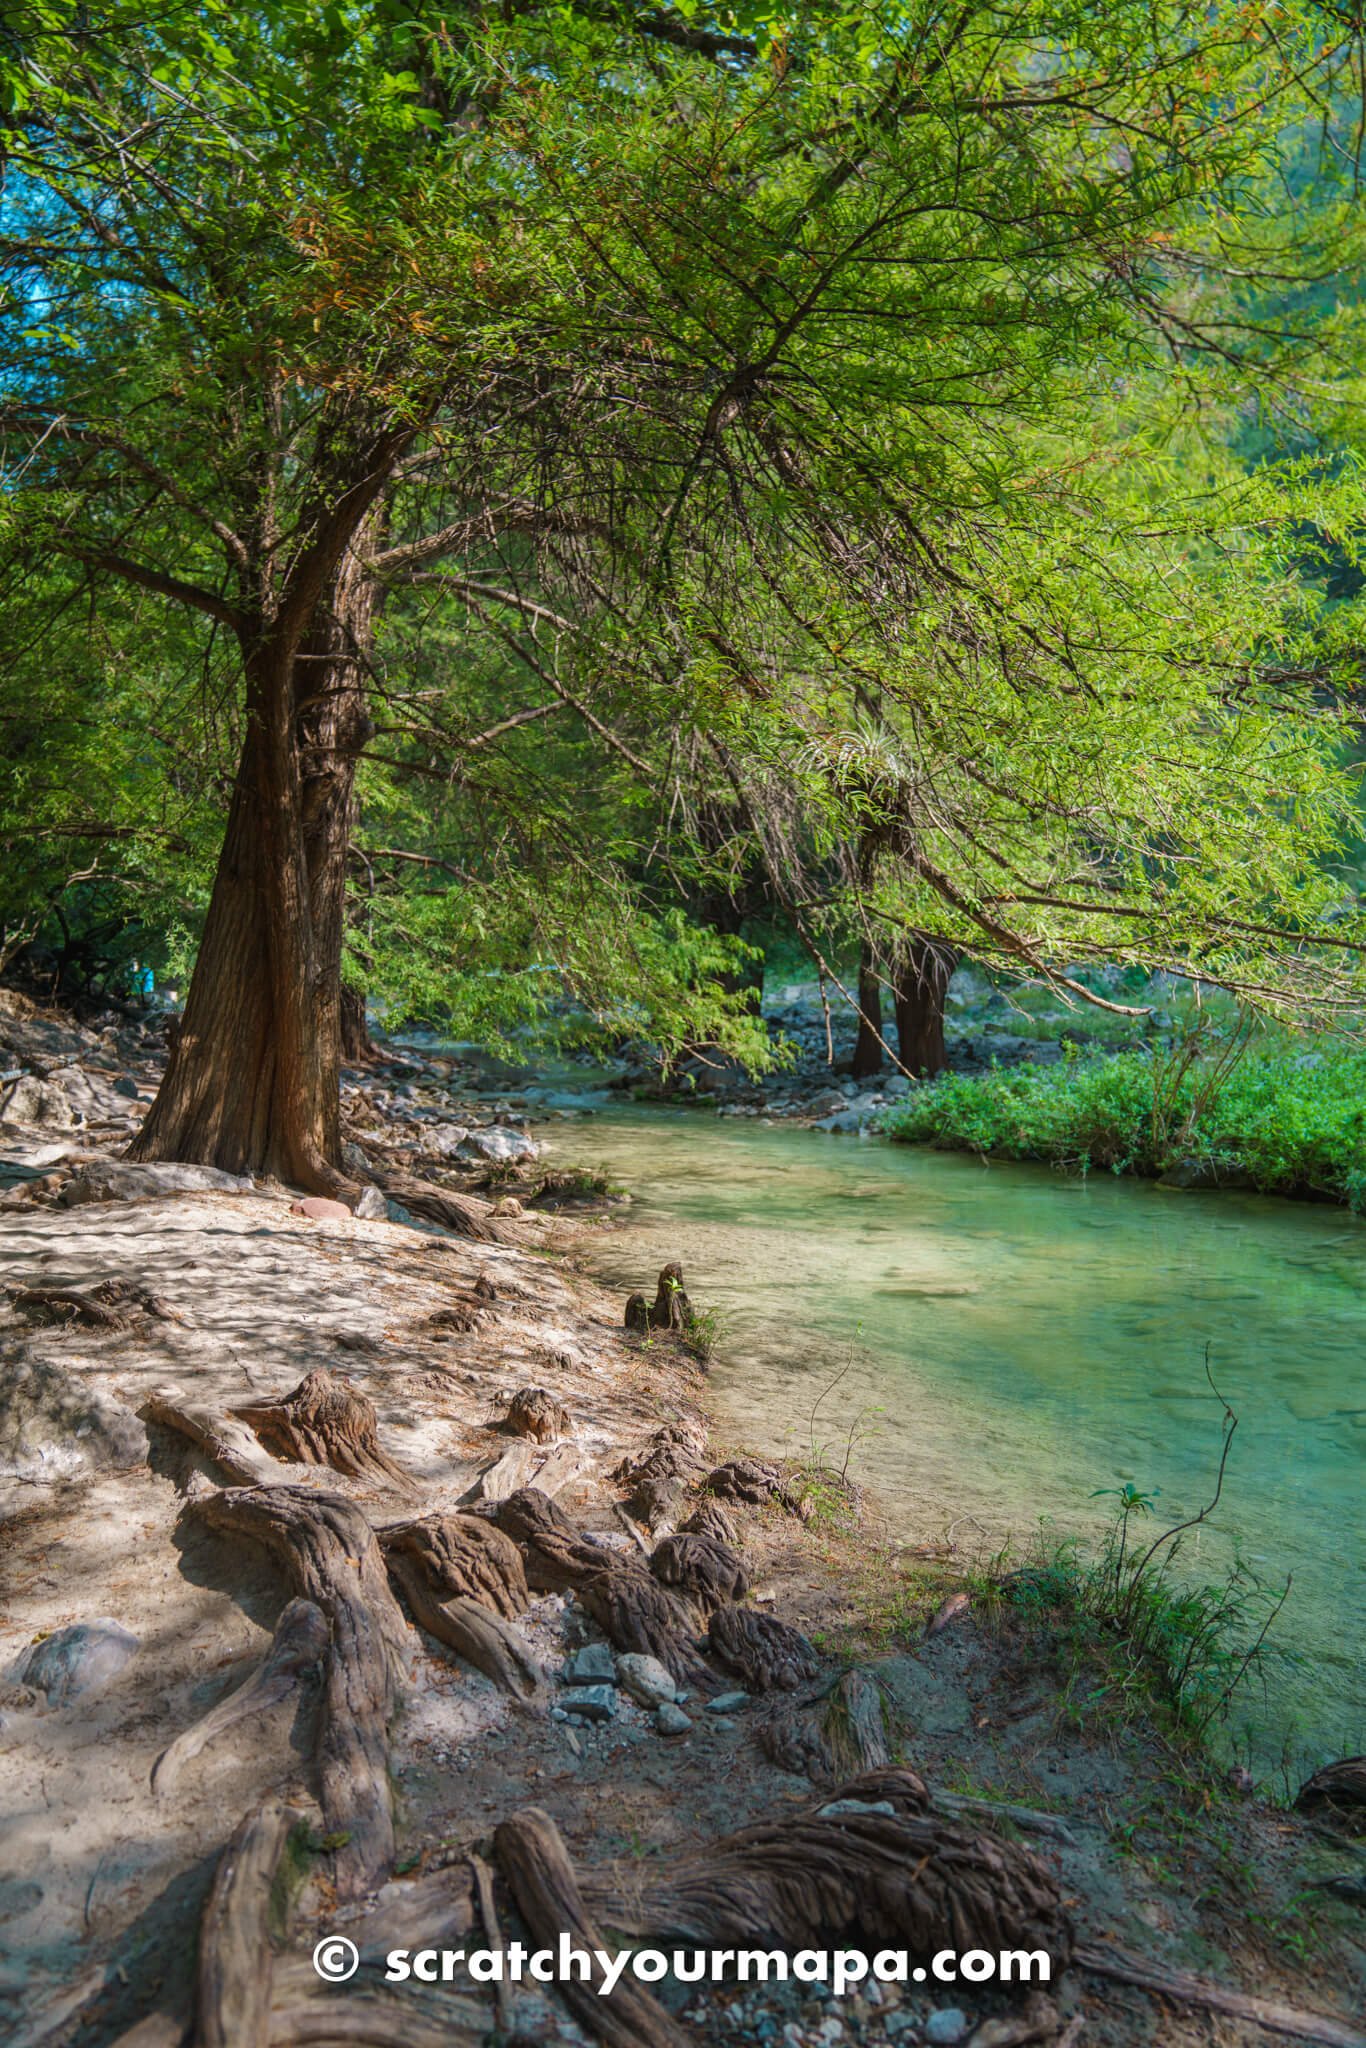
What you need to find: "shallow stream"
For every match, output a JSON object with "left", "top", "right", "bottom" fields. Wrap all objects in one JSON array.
[{"left": 542, "top": 1108, "right": 1364, "bottom": 1772}]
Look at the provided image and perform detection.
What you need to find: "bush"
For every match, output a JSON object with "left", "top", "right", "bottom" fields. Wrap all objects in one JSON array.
[{"left": 883, "top": 1040, "right": 1366, "bottom": 1207}]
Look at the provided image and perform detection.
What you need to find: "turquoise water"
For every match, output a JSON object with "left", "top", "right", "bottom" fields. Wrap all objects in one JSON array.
[{"left": 544, "top": 1110, "right": 1364, "bottom": 1771}]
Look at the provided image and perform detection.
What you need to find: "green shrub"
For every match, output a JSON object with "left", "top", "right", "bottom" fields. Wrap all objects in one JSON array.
[{"left": 883, "top": 1041, "right": 1366, "bottom": 1206}]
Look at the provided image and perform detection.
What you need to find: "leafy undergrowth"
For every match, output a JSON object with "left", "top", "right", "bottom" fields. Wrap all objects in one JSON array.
[{"left": 883, "top": 1039, "right": 1366, "bottom": 1207}]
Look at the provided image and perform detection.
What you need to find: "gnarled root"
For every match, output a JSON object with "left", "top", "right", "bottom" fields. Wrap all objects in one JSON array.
[
  {"left": 757, "top": 1668, "right": 895, "bottom": 1782},
  {"left": 1297, "top": 1755, "right": 1366, "bottom": 1831},
  {"left": 152, "top": 1597, "right": 328, "bottom": 1796},
  {"left": 504, "top": 1386, "right": 571, "bottom": 1443},
  {"left": 144, "top": 1386, "right": 281, "bottom": 1487},
  {"left": 189, "top": 1486, "right": 410, "bottom": 1898},
  {"left": 195, "top": 1794, "right": 303, "bottom": 2048},
  {"left": 679, "top": 1499, "right": 739, "bottom": 1547},
  {"left": 705, "top": 1457, "right": 799, "bottom": 1514},
  {"left": 381, "top": 1515, "right": 544, "bottom": 1701},
  {"left": 580, "top": 1767, "right": 1072, "bottom": 1968},
  {"left": 494, "top": 1807, "right": 689, "bottom": 2048},
  {"left": 613, "top": 1423, "right": 704, "bottom": 1529},
  {"left": 650, "top": 1531, "right": 748, "bottom": 1613},
  {"left": 495, "top": 1487, "right": 710, "bottom": 1685},
  {"left": 377, "top": 1174, "right": 499, "bottom": 1240},
  {"left": 232, "top": 1368, "right": 413, "bottom": 1493},
  {"left": 708, "top": 1602, "right": 819, "bottom": 1692}
]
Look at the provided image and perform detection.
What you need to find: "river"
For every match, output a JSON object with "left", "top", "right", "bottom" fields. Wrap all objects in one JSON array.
[{"left": 538, "top": 1106, "right": 1364, "bottom": 1774}]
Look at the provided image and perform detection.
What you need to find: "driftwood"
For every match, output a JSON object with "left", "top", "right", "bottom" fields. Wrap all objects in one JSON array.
[
  {"left": 758, "top": 1668, "right": 892, "bottom": 1781},
  {"left": 495, "top": 1487, "right": 710, "bottom": 1685},
  {"left": 195, "top": 1795, "right": 298, "bottom": 2048},
  {"left": 1297, "top": 1756, "right": 1366, "bottom": 1830},
  {"left": 650, "top": 1531, "right": 749, "bottom": 1613},
  {"left": 931, "top": 1791, "right": 1078, "bottom": 1846},
  {"left": 232, "top": 1369, "right": 412, "bottom": 1493},
  {"left": 381, "top": 1515, "right": 544, "bottom": 1701},
  {"left": 705, "top": 1456, "right": 798, "bottom": 1513},
  {"left": 494, "top": 1807, "right": 689, "bottom": 2048},
  {"left": 144, "top": 1386, "right": 280, "bottom": 1487},
  {"left": 152, "top": 1597, "right": 328, "bottom": 1795},
  {"left": 1075, "top": 1941, "right": 1365, "bottom": 2048},
  {"left": 189, "top": 1486, "right": 410, "bottom": 1898},
  {"left": 680, "top": 1499, "right": 739, "bottom": 1547},
  {"left": 708, "top": 1602, "right": 820, "bottom": 1692},
  {"left": 504, "top": 1386, "right": 571, "bottom": 1443},
  {"left": 377, "top": 1173, "right": 498, "bottom": 1240},
  {"left": 580, "top": 1767, "right": 1071, "bottom": 1966}
]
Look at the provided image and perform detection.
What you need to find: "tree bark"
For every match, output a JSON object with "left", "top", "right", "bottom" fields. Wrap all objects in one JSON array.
[
  {"left": 891, "top": 935, "right": 957, "bottom": 1077},
  {"left": 131, "top": 523, "right": 382, "bottom": 1192},
  {"left": 340, "top": 984, "right": 376, "bottom": 1064},
  {"left": 850, "top": 940, "right": 884, "bottom": 1079}
]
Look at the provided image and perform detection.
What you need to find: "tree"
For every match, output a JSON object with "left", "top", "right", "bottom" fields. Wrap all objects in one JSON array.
[{"left": 6, "top": 0, "right": 1366, "bottom": 1188}]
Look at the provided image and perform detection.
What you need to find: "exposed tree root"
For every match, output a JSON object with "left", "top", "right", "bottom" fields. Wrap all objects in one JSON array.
[
  {"left": 376, "top": 1173, "right": 499, "bottom": 1240},
  {"left": 650, "top": 1530, "right": 748, "bottom": 1613},
  {"left": 758, "top": 1668, "right": 894, "bottom": 1780},
  {"left": 647, "top": 1262, "right": 692, "bottom": 1333},
  {"left": 494, "top": 1807, "right": 690, "bottom": 2048},
  {"left": 8, "top": 1280, "right": 183, "bottom": 1329},
  {"left": 379, "top": 1514, "right": 529, "bottom": 1617},
  {"left": 495, "top": 1487, "right": 711, "bottom": 1684},
  {"left": 152, "top": 1597, "right": 329, "bottom": 1796},
  {"left": 381, "top": 1515, "right": 544, "bottom": 1700},
  {"left": 503, "top": 1386, "right": 571, "bottom": 1443},
  {"left": 232, "top": 1369, "right": 413, "bottom": 1493},
  {"left": 1297, "top": 1756, "right": 1365, "bottom": 1832},
  {"left": 463, "top": 1438, "right": 540, "bottom": 1503},
  {"left": 708, "top": 1602, "right": 819, "bottom": 1692},
  {"left": 195, "top": 1794, "right": 300, "bottom": 2048},
  {"left": 679, "top": 1498, "right": 739, "bottom": 1546},
  {"left": 613, "top": 1423, "right": 704, "bottom": 1528},
  {"left": 580, "top": 1767, "right": 1072, "bottom": 1965},
  {"left": 705, "top": 1456, "right": 799, "bottom": 1513},
  {"left": 1075, "top": 1941, "right": 1364, "bottom": 2048},
  {"left": 145, "top": 1386, "right": 282, "bottom": 1487},
  {"left": 189, "top": 1486, "right": 410, "bottom": 1898}
]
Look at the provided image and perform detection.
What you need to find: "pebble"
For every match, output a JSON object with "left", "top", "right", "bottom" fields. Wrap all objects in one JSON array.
[
  {"left": 709, "top": 1714, "right": 739, "bottom": 1732},
  {"left": 925, "top": 2011, "right": 968, "bottom": 2045},
  {"left": 885, "top": 2017, "right": 919, "bottom": 2041},
  {"left": 655, "top": 1701, "right": 691, "bottom": 1736},
  {"left": 561, "top": 1684, "right": 616, "bottom": 1721},
  {"left": 706, "top": 1691, "right": 749, "bottom": 1713}
]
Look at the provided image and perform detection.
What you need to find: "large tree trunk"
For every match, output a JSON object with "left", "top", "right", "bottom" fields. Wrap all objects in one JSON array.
[
  {"left": 892, "top": 936, "right": 958, "bottom": 1078},
  {"left": 850, "top": 940, "right": 884, "bottom": 1080},
  {"left": 131, "top": 528, "right": 381, "bottom": 1192}
]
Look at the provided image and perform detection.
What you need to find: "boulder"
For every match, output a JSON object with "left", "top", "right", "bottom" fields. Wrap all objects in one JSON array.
[
  {"left": 353, "top": 1184, "right": 387, "bottom": 1220},
  {"left": 457, "top": 1126, "right": 539, "bottom": 1165},
  {"left": 0, "top": 1076, "right": 74, "bottom": 1129},
  {"left": 0, "top": 1355, "right": 148, "bottom": 1488},
  {"left": 616, "top": 1653, "right": 677, "bottom": 1708},
  {"left": 291, "top": 1196, "right": 352, "bottom": 1222},
  {"left": 563, "top": 1642, "right": 616, "bottom": 1687},
  {"left": 14, "top": 1619, "right": 140, "bottom": 1707}
]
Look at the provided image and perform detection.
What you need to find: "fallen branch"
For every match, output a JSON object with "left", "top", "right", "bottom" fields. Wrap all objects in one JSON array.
[
  {"left": 144, "top": 1387, "right": 280, "bottom": 1488},
  {"left": 1075, "top": 1942, "right": 1365, "bottom": 2047}
]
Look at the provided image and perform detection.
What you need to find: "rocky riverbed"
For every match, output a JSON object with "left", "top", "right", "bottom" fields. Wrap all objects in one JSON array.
[{"left": 1, "top": 989, "right": 1363, "bottom": 2048}]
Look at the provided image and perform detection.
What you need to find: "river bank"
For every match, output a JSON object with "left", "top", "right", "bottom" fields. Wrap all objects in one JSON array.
[{"left": 1, "top": 991, "right": 1363, "bottom": 2048}]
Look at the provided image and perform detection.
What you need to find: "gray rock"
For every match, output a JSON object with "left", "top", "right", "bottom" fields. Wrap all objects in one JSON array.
[
  {"left": 616, "top": 1653, "right": 676, "bottom": 1707},
  {"left": 884, "top": 1075, "right": 911, "bottom": 1098},
  {"left": 341, "top": 1140, "right": 372, "bottom": 1171},
  {"left": 0, "top": 1356, "right": 147, "bottom": 1488},
  {"left": 925, "top": 2012, "right": 968, "bottom": 2046},
  {"left": 817, "top": 1798, "right": 897, "bottom": 1818},
  {"left": 806, "top": 1091, "right": 846, "bottom": 1118},
  {"left": 655, "top": 1701, "right": 692, "bottom": 1736},
  {"left": 814, "top": 1111, "right": 861, "bottom": 1134},
  {"left": 423, "top": 1124, "right": 471, "bottom": 1160},
  {"left": 709, "top": 1714, "right": 739, "bottom": 1732},
  {"left": 456, "top": 1125, "right": 539, "bottom": 1165},
  {"left": 62, "top": 1161, "right": 255, "bottom": 1205},
  {"left": 113, "top": 1076, "right": 143, "bottom": 1101},
  {"left": 14, "top": 1619, "right": 140, "bottom": 1707},
  {"left": 885, "top": 2017, "right": 919, "bottom": 2041},
  {"left": 47, "top": 1066, "right": 130, "bottom": 1120},
  {"left": 563, "top": 1642, "right": 616, "bottom": 1686},
  {"left": 706, "top": 1691, "right": 749, "bottom": 1713},
  {"left": 561, "top": 1684, "right": 616, "bottom": 1721},
  {"left": 0, "top": 1076, "right": 74, "bottom": 1129},
  {"left": 353, "top": 1184, "right": 387, "bottom": 1220}
]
